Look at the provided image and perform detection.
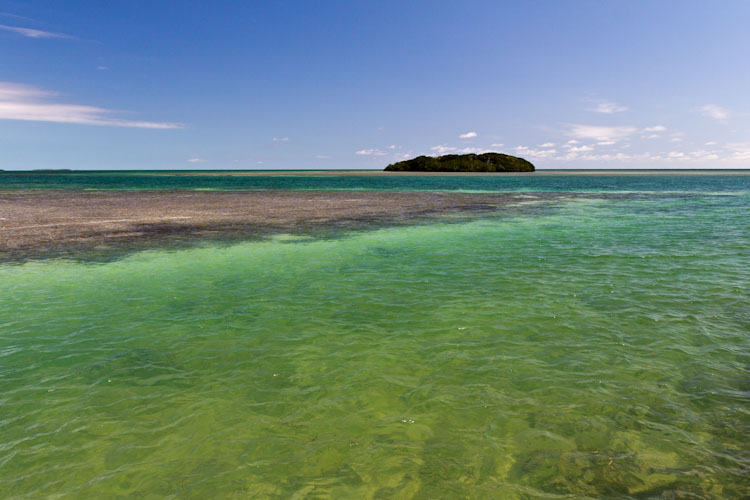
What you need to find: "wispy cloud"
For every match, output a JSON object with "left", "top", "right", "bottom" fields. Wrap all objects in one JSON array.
[
  {"left": 514, "top": 146, "right": 559, "bottom": 159},
  {"left": 431, "top": 144, "right": 498, "bottom": 155},
  {"left": 726, "top": 142, "right": 750, "bottom": 161},
  {"left": 459, "top": 131, "right": 477, "bottom": 139},
  {"left": 539, "top": 142, "right": 555, "bottom": 147},
  {"left": 0, "top": 82, "right": 183, "bottom": 128},
  {"left": 588, "top": 100, "right": 628, "bottom": 114},
  {"left": 509, "top": 140, "right": 748, "bottom": 164},
  {"left": 669, "top": 132, "right": 685, "bottom": 143},
  {"left": 392, "top": 152, "right": 413, "bottom": 161},
  {"left": 457, "top": 147, "right": 494, "bottom": 154},
  {"left": 641, "top": 126, "right": 670, "bottom": 140},
  {"left": 0, "top": 12, "right": 35, "bottom": 21},
  {"left": 272, "top": 137, "right": 290, "bottom": 142},
  {"left": 699, "top": 104, "right": 728, "bottom": 120},
  {"left": 187, "top": 158, "right": 206, "bottom": 163},
  {"left": 431, "top": 145, "right": 455, "bottom": 154},
  {"left": 568, "top": 124, "right": 636, "bottom": 142},
  {"left": 0, "top": 24, "right": 70, "bottom": 39},
  {"left": 355, "top": 149, "right": 386, "bottom": 156}
]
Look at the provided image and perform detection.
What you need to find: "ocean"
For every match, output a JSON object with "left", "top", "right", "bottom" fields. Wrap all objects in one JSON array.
[{"left": 1, "top": 171, "right": 748, "bottom": 498}]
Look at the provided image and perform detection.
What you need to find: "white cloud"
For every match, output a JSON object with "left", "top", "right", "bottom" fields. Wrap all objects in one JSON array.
[
  {"left": 589, "top": 101, "right": 628, "bottom": 114},
  {"left": 96, "top": 66, "right": 108, "bottom": 71},
  {"left": 430, "top": 144, "right": 500, "bottom": 155},
  {"left": 455, "top": 147, "right": 494, "bottom": 154},
  {"left": 597, "top": 141, "right": 616, "bottom": 146},
  {"left": 272, "top": 137, "right": 290, "bottom": 142},
  {"left": 559, "top": 151, "right": 635, "bottom": 162},
  {"left": 0, "top": 82, "right": 183, "bottom": 128},
  {"left": 568, "top": 124, "right": 636, "bottom": 142},
  {"left": 726, "top": 142, "right": 750, "bottom": 161},
  {"left": 667, "top": 132, "right": 684, "bottom": 142},
  {"left": 688, "top": 150, "right": 719, "bottom": 161},
  {"left": 514, "top": 146, "right": 558, "bottom": 159},
  {"left": 187, "top": 158, "right": 205, "bottom": 163},
  {"left": 355, "top": 149, "right": 386, "bottom": 156},
  {"left": 643, "top": 125, "right": 666, "bottom": 132},
  {"left": 315, "top": 154, "right": 330, "bottom": 159},
  {"left": 431, "top": 145, "right": 455, "bottom": 154},
  {"left": 0, "top": 24, "right": 69, "bottom": 39},
  {"left": 700, "top": 104, "right": 728, "bottom": 120},
  {"left": 506, "top": 140, "right": 750, "bottom": 164},
  {"left": 539, "top": 142, "right": 555, "bottom": 147},
  {"left": 566, "top": 140, "right": 580, "bottom": 144},
  {"left": 704, "top": 141, "right": 718, "bottom": 146},
  {"left": 0, "top": 12, "right": 35, "bottom": 23},
  {"left": 386, "top": 144, "right": 397, "bottom": 149},
  {"left": 392, "top": 152, "right": 413, "bottom": 161},
  {"left": 459, "top": 131, "right": 477, "bottom": 139},
  {"left": 490, "top": 143, "right": 504, "bottom": 147}
]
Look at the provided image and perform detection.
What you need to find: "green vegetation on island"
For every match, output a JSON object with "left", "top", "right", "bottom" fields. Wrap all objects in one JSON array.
[{"left": 385, "top": 153, "right": 535, "bottom": 172}]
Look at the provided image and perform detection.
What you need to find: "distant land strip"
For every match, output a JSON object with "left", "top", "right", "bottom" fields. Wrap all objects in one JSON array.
[{"left": 146, "top": 169, "right": 750, "bottom": 176}]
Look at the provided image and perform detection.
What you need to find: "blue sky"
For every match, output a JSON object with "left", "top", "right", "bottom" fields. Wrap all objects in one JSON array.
[{"left": 1, "top": 1, "right": 749, "bottom": 170}]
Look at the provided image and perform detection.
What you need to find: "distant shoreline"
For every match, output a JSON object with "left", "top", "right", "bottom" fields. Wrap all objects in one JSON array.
[
  {"left": 161, "top": 169, "right": 750, "bottom": 177},
  {"left": 3, "top": 169, "right": 750, "bottom": 176}
]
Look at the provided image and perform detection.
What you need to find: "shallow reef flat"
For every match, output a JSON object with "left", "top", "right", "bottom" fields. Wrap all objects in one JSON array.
[{"left": 0, "top": 189, "right": 552, "bottom": 259}]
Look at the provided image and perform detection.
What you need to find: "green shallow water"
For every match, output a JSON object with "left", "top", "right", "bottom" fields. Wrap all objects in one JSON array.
[
  {"left": 1, "top": 192, "right": 749, "bottom": 498},
  {"left": 2, "top": 170, "right": 750, "bottom": 194}
]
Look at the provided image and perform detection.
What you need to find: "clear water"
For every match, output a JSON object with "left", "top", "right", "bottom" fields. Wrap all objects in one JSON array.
[
  {"left": 1, "top": 175, "right": 748, "bottom": 498},
  {"left": 2, "top": 170, "right": 750, "bottom": 194}
]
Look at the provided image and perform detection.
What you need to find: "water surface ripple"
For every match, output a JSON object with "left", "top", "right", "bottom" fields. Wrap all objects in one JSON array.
[{"left": 0, "top": 184, "right": 748, "bottom": 498}]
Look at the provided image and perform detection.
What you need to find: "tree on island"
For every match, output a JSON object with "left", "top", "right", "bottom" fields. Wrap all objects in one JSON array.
[{"left": 385, "top": 153, "right": 534, "bottom": 172}]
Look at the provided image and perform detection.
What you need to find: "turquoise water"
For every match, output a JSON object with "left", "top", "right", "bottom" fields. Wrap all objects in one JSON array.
[
  {"left": 2, "top": 170, "right": 750, "bottom": 194},
  {"left": 1, "top": 175, "right": 749, "bottom": 498}
]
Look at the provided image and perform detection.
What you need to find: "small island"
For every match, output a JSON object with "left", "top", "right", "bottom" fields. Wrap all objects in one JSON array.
[{"left": 385, "top": 153, "right": 535, "bottom": 172}]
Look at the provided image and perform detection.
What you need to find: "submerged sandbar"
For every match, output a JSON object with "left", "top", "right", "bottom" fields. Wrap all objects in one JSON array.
[{"left": 0, "top": 189, "right": 545, "bottom": 259}]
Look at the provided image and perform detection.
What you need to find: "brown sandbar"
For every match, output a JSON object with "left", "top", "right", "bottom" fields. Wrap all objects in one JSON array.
[{"left": 0, "top": 190, "right": 545, "bottom": 259}]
